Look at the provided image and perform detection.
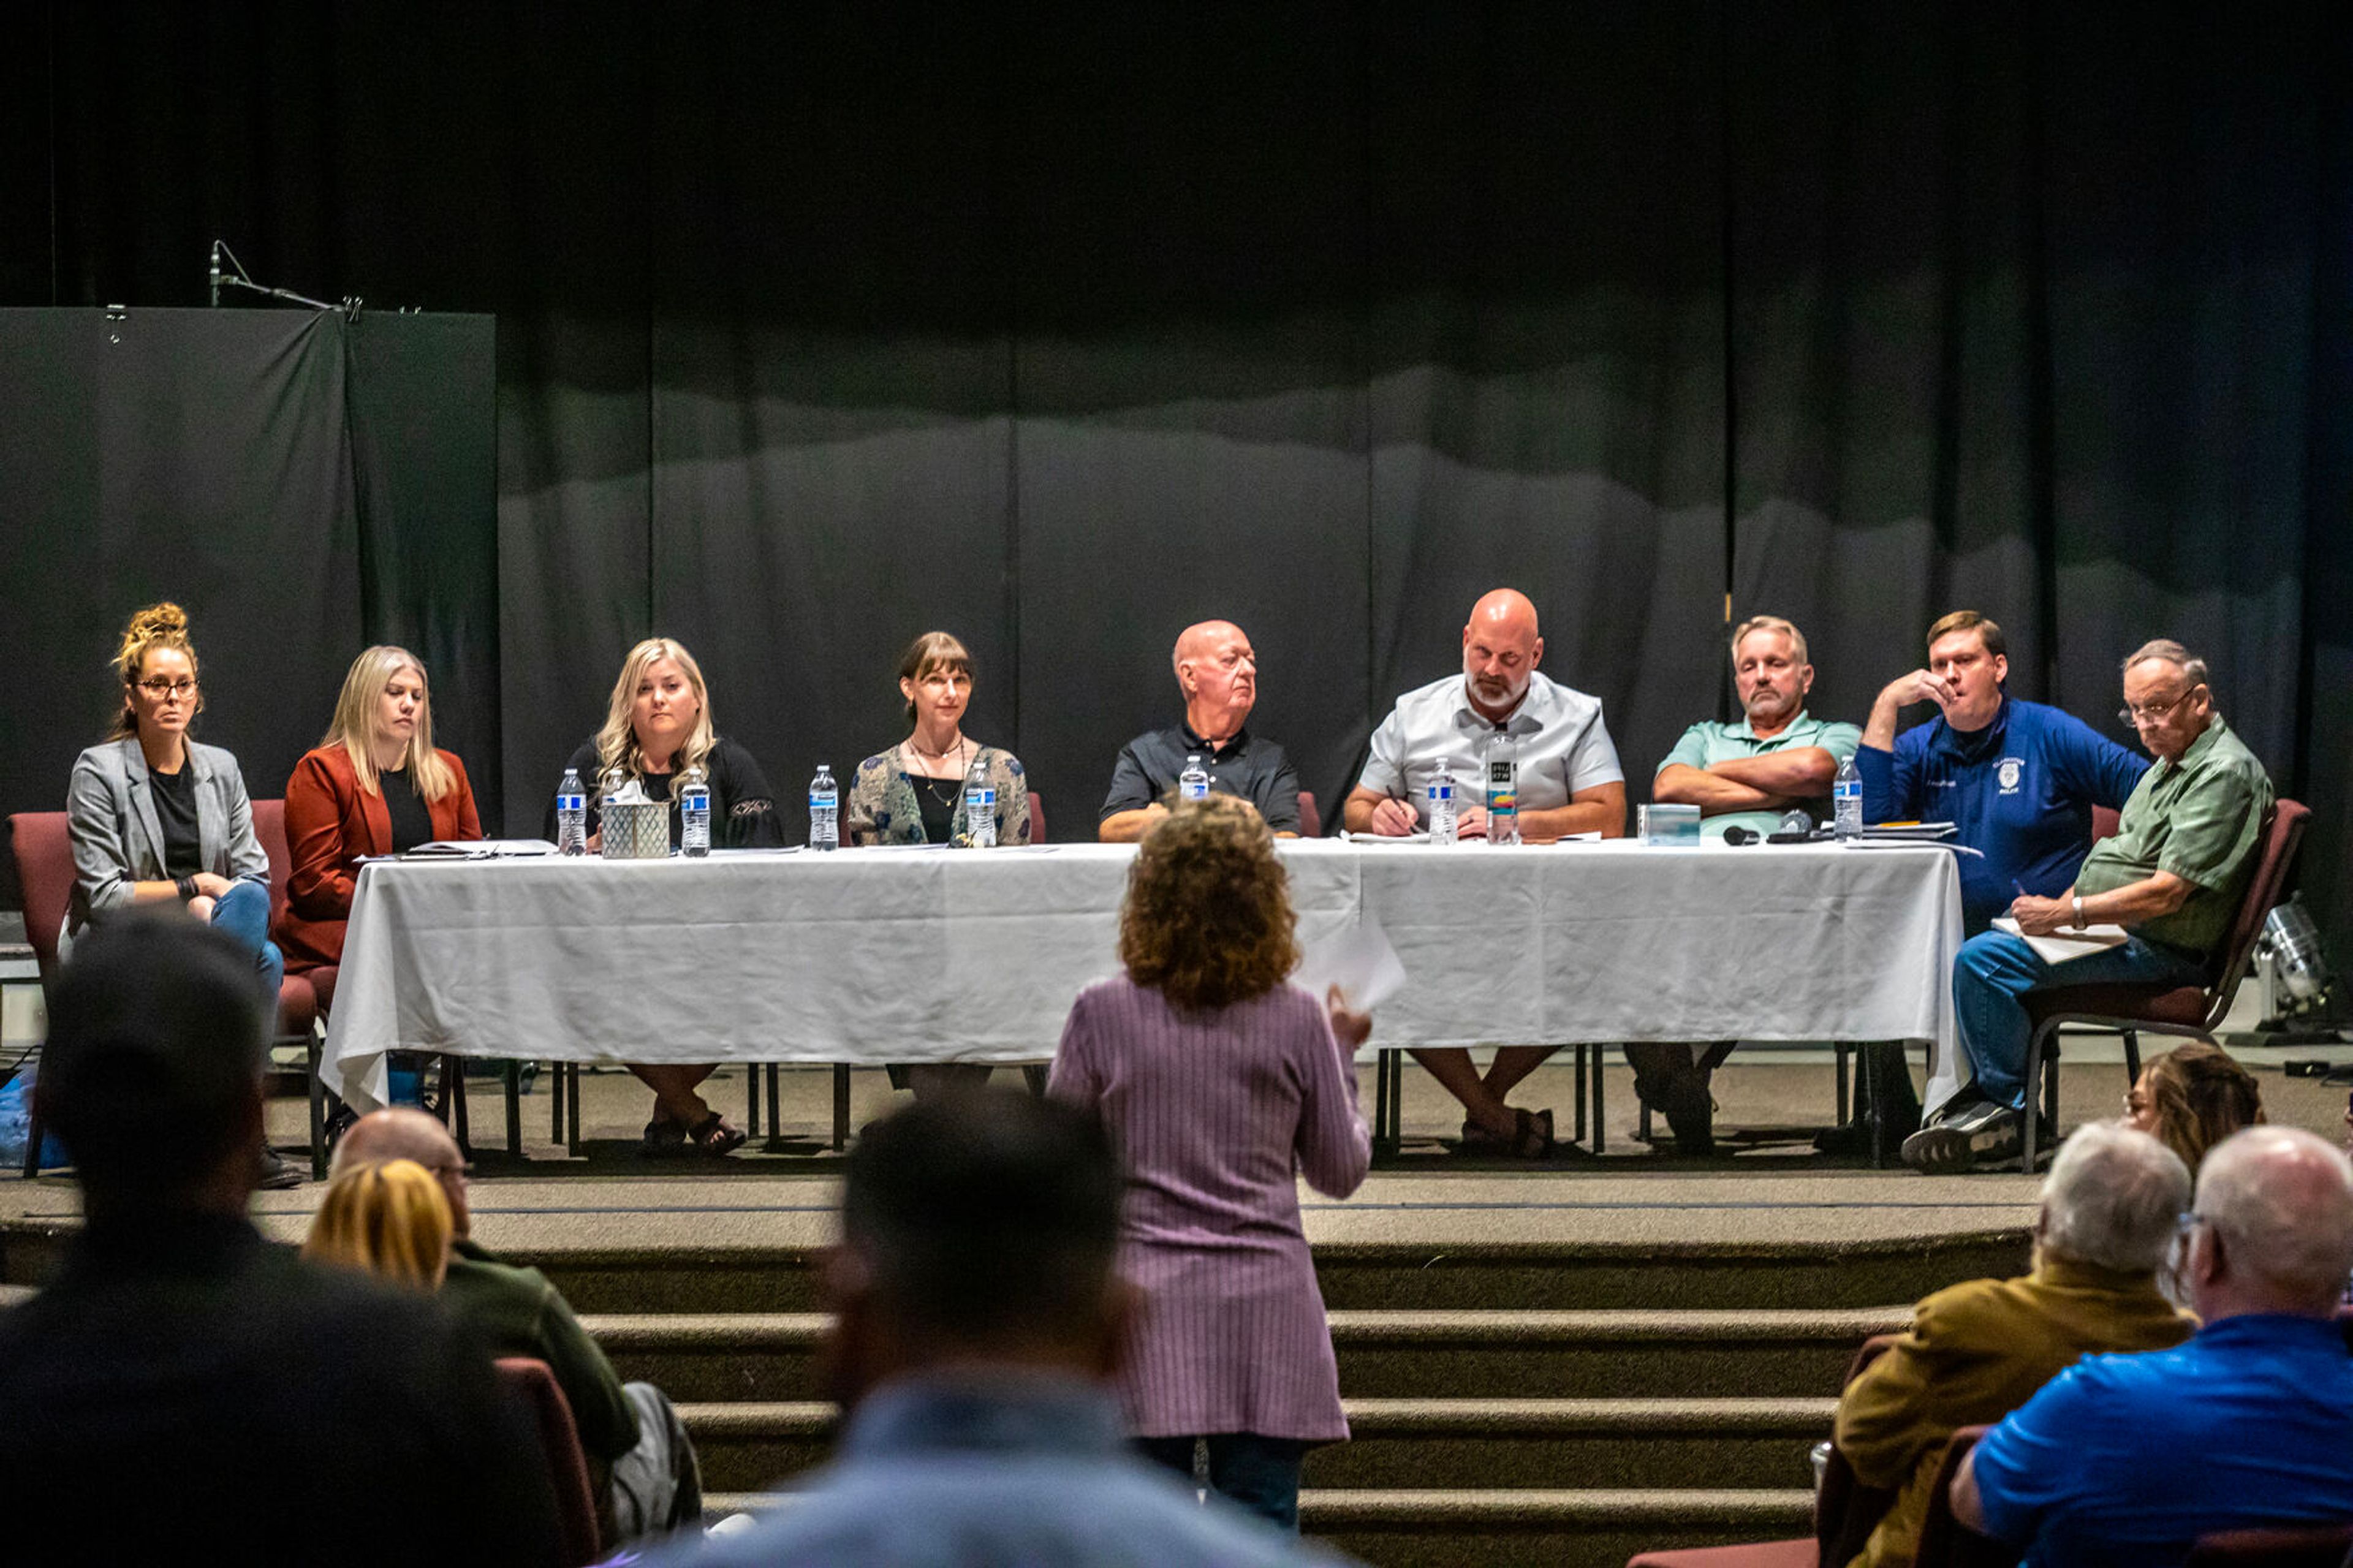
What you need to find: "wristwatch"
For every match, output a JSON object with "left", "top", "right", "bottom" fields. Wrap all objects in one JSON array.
[{"left": 2071, "top": 894, "right": 2085, "bottom": 928}]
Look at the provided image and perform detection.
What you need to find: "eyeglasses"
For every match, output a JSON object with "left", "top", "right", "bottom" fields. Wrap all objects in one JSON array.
[
  {"left": 136, "top": 678, "right": 199, "bottom": 699},
  {"left": 2119, "top": 687, "right": 2199, "bottom": 727}
]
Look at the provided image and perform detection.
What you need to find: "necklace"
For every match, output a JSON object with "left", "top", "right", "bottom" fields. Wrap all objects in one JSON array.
[{"left": 905, "top": 735, "right": 970, "bottom": 776}]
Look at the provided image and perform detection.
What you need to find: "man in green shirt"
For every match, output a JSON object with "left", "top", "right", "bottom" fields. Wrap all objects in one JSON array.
[
  {"left": 1904, "top": 640, "right": 2273, "bottom": 1173},
  {"left": 1637, "top": 616, "right": 1863, "bottom": 1153},
  {"left": 337, "top": 1110, "right": 703, "bottom": 1548}
]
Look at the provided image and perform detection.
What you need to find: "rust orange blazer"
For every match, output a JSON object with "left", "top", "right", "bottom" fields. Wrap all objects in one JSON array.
[{"left": 278, "top": 743, "right": 482, "bottom": 971}]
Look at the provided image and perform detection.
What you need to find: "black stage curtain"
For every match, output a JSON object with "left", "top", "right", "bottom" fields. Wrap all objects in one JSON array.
[
  {"left": 0, "top": 308, "right": 497, "bottom": 888},
  {"left": 3, "top": 2, "right": 2349, "bottom": 964}
]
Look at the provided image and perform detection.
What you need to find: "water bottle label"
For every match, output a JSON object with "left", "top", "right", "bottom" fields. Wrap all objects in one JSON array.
[
  {"left": 972, "top": 788, "right": 995, "bottom": 809},
  {"left": 1485, "top": 761, "right": 1518, "bottom": 814},
  {"left": 558, "top": 793, "right": 583, "bottom": 811},
  {"left": 1428, "top": 782, "right": 1452, "bottom": 803},
  {"left": 810, "top": 794, "right": 833, "bottom": 809}
]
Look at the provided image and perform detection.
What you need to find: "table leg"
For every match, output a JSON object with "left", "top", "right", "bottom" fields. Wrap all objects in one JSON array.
[
  {"left": 1574, "top": 1045, "right": 1588, "bottom": 1145},
  {"left": 832, "top": 1064, "right": 851, "bottom": 1150},
  {"left": 746, "top": 1064, "right": 761, "bottom": 1139},
  {"left": 307, "top": 1029, "right": 328, "bottom": 1182},
  {"left": 504, "top": 1059, "right": 522, "bottom": 1157},
  {"left": 767, "top": 1064, "right": 781, "bottom": 1142},
  {"left": 1590, "top": 1049, "right": 1605, "bottom": 1153},
  {"left": 565, "top": 1063, "right": 581, "bottom": 1159},
  {"left": 447, "top": 1055, "right": 472, "bottom": 1158},
  {"left": 1371, "top": 1049, "right": 1396, "bottom": 1158},
  {"left": 551, "top": 1060, "right": 565, "bottom": 1145},
  {"left": 1835, "top": 1043, "right": 1851, "bottom": 1127}
]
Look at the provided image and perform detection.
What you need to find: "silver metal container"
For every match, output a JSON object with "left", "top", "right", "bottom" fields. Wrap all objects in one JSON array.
[{"left": 599, "top": 797, "right": 672, "bottom": 860}]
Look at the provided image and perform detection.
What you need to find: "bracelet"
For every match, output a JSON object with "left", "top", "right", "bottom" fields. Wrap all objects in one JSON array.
[
  {"left": 2071, "top": 894, "right": 2085, "bottom": 928},
  {"left": 175, "top": 876, "right": 198, "bottom": 902}
]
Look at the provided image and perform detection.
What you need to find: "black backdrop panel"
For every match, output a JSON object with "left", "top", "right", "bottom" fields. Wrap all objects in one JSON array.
[{"left": 0, "top": 308, "right": 493, "bottom": 858}]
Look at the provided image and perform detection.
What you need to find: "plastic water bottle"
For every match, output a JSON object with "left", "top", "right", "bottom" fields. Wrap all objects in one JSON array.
[
  {"left": 1483, "top": 735, "right": 1520, "bottom": 847},
  {"left": 678, "top": 765, "right": 711, "bottom": 858},
  {"left": 1833, "top": 754, "right": 1863, "bottom": 841},
  {"left": 1427, "top": 757, "right": 1459, "bottom": 846},
  {"left": 1179, "top": 754, "right": 1210, "bottom": 802},
  {"left": 555, "top": 769, "right": 588, "bottom": 855},
  {"left": 962, "top": 756, "right": 997, "bottom": 848},
  {"left": 809, "top": 765, "right": 839, "bottom": 850}
]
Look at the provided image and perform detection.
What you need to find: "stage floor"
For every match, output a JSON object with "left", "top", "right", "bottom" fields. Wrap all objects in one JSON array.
[{"left": 7, "top": 1055, "right": 2345, "bottom": 1258}]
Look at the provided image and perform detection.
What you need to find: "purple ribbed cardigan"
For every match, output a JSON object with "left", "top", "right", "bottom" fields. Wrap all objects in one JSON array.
[{"left": 1048, "top": 975, "right": 1371, "bottom": 1443}]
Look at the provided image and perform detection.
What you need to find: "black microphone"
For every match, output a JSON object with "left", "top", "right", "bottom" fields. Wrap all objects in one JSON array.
[
  {"left": 208, "top": 241, "right": 221, "bottom": 307},
  {"left": 1724, "top": 825, "right": 1761, "bottom": 845}
]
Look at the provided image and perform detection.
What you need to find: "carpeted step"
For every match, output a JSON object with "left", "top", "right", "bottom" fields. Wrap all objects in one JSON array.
[
  {"left": 588, "top": 1306, "right": 1909, "bottom": 1404},
  {"left": 676, "top": 1396, "right": 1837, "bottom": 1496},
  {"left": 527, "top": 1231, "right": 2023, "bottom": 1316},
  {"left": 1305, "top": 1396, "right": 1836, "bottom": 1490},
  {"left": 697, "top": 1486, "right": 1817, "bottom": 1568}
]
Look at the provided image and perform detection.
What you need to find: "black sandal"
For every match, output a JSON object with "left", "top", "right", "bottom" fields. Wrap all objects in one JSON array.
[
  {"left": 688, "top": 1112, "right": 747, "bottom": 1157},
  {"left": 640, "top": 1117, "right": 688, "bottom": 1158}
]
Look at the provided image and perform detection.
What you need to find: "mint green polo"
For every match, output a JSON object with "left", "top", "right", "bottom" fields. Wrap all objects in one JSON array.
[
  {"left": 2075, "top": 713, "right": 2272, "bottom": 958},
  {"left": 1656, "top": 712, "right": 1863, "bottom": 842}
]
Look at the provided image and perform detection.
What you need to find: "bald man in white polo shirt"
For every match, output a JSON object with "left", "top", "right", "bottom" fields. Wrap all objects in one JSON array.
[{"left": 1344, "top": 588, "right": 1627, "bottom": 1157}]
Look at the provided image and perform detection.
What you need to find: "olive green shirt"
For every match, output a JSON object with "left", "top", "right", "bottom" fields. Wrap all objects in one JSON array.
[
  {"left": 1656, "top": 711, "right": 1862, "bottom": 842},
  {"left": 2074, "top": 714, "right": 2271, "bottom": 958}
]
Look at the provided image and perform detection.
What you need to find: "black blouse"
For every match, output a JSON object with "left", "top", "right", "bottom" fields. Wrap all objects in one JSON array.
[
  {"left": 381, "top": 767, "right": 434, "bottom": 854},
  {"left": 148, "top": 765, "right": 203, "bottom": 879},
  {"left": 548, "top": 735, "right": 785, "bottom": 850}
]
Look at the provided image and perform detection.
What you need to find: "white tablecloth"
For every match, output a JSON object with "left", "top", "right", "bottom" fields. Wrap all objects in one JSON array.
[{"left": 322, "top": 839, "right": 1964, "bottom": 1114}]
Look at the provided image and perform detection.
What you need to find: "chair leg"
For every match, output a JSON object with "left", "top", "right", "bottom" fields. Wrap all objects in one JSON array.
[
  {"left": 746, "top": 1063, "right": 761, "bottom": 1139},
  {"left": 1637, "top": 1100, "right": 1653, "bottom": 1143},
  {"left": 2022, "top": 1022, "right": 2059, "bottom": 1174},
  {"left": 1021, "top": 1064, "right": 1048, "bottom": 1097},
  {"left": 1590, "top": 1047, "right": 1605, "bottom": 1153},
  {"left": 308, "top": 1024, "right": 328, "bottom": 1182},
  {"left": 1835, "top": 1043, "right": 1851, "bottom": 1127},
  {"left": 832, "top": 1064, "right": 852, "bottom": 1150},
  {"left": 2122, "top": 1029, "right": 2142, "bottom": 1087},
  {"left": 565, "top": 1063, "right": 581, "bottom": 1157},
  {"left": 551, "top": 1060, "right": 565, "bottom": 1143},
  {"left": 767, "top": 1063, "right": 781, "bottom": 1140}
]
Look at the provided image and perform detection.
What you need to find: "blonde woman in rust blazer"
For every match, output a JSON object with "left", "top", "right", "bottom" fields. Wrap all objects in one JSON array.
[{"left": 280, "top": 646, "right": 482, "bottom": 980}]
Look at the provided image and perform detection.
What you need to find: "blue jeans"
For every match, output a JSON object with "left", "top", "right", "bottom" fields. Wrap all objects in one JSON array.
[
  {"left": 1952, "top": 930, "right": 2206, "bottom": 1109},
  {"left": 207, "top": 880, "right": 286, "bottom": 1007},
  {"left": 1137, "top": 1433, "right": 1311, "bottom": 1532}
]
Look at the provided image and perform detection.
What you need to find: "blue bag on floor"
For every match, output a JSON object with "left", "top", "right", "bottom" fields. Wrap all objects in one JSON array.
[{"left": 0, "top": 1067, "right": 69, "bottom": 1170}]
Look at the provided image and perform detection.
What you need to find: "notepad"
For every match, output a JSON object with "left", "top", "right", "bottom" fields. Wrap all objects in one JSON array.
[{"left": 1992, "top": 915, "right": 2131, "bottom": 965}]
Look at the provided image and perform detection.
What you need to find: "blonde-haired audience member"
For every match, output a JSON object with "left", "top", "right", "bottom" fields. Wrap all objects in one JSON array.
[{"left": 303, "top": 1157, "right": 453, "bottom": 1289}]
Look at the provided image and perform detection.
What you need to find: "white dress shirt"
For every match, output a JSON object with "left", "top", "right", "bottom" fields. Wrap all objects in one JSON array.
[{"left": 1357, "top": 672, "right": 1623, "bottom": 825}]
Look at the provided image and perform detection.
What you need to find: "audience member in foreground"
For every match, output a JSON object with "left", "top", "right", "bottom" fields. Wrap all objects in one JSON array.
[
  {"left": 1052, "top": 797, "right": 1372, "bottom": 1530},
  {"left": 338, "top": 1108, "right": 705, "bottom": 1549},
  {"left": 302, "top": 1156, "right": 454, "bottom": 1289},
  {"left": 1952, "top": 1126, "right": 2353, "bottom": 1562},
  {"left": 2121, "top": 1041, "right": 2265, "bottom": 1175},
  {"left": 1640, "top": 613, "right": 1865, "bottom": 1154},
  {"left": 553, "top": 636, "right": 779, "bottom": 1155},
  {"left": 1100, "top": 618, "right": 1303, "bottom": 841},
  {"left": 64, "top": 601, "right": 296, "bottom": 1186},
  {"left": 0, "top": 915, "right": 561, "bottom": 1566},
  {"left": 648, "top": 1094, "right": 1355, "bottom": 1566},
  {"left": 1346, "top": 588, "right": 1627, "bottom": 1157},
  {"left": 1908, "top": 640, "right": 2272, "bottom": 1172},
  {"left": 1832, "top": 1123, "right": 2192, "bottom": 1568}
]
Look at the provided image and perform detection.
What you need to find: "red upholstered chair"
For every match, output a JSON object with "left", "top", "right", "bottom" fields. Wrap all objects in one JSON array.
[
  {"left": 1912, "top": 1427, "right": 2018, "bottom": 1568},
  {"left": 2019, "top": 800, "right": 2310, "bottom": 1170},
  {"left": 2183, "top": 1525, "right": 2353, "bottom": 1568},
  {"left": 493, "top": 1357, "right": 603, "bottom": 1568},
  {"left": 2091, "top": 805, "right": 2121, "bottom": 844},
  {"left": 8, "top": 808, "right": 319, "bottom": 1177},
  {"left": 1626, "top": 1333, "right": 1904, "bottom": 1568},
  {"left": 1297, "top": 789, "right": 1322, "bottom": 839},
  {"left": 1027, "top": 790, "right": 1045, "bottom": 844}
]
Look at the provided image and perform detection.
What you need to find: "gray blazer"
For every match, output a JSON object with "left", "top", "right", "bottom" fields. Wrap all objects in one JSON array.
[{"left": 66, "top": 737, "right": 270, "bottom": 937}]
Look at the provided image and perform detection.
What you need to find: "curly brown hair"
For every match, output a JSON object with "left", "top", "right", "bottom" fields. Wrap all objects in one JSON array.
[
  {"left": 107, "top": 602, "right": 201, "bottom": 741},
  {"left": 2139, "top": 1042, "right": 2264, "bottom": 1173},
  {"left": 1119, "top": 795, "right": 1300, "bottom": 1011}
]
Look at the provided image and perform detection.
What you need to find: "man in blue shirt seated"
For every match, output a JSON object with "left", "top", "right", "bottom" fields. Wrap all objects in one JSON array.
[
  {"left": 1859, "top": 610, "right": 2145, "bottom": 934},
  {"left": 647, "top": 1093, "right": 1354, "bottom": 1568},
  {"left": 1952, "top": 1126, "right": 2353, "bottom": 1567}
]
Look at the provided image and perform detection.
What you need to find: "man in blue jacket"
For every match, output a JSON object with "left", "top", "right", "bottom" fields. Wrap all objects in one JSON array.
[{"left": 1859, "top": 611, "right": 2147, "bottom": 938}]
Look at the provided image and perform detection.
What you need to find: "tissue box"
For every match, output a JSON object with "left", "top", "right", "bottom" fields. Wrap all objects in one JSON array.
[{"left": 1637, "top": 803, "right": 1702, "bottom": 846}]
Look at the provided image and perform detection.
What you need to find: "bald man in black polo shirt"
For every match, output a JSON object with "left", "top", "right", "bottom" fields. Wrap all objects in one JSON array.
[{"left": 1099, "top": 620, "right": 1305, "bottom": 841}]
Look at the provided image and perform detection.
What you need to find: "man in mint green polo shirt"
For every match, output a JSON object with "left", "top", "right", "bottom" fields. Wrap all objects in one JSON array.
[
  {"left": 1636, "top": 616, "right": 1862, "bottom": 1153},
  {"left": 1906, "top": 639, "right": 2274, "bottom": 1173}
]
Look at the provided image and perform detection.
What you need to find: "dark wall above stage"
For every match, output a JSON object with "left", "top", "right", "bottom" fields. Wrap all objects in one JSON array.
[{"left": 2, "top": 2, "right": 2348, "bottom": 964}]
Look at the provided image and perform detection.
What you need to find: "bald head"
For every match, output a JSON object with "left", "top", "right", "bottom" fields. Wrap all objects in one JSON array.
[
  {"left": 334, "top": 1108, "right": 472, "bottom": 1237},
  {"left": 2190, "top": 1126, "right": 2353, "bottom": 1317},
  {"left": 1461, "top": 589, "right": 1544, "bottom": 719},
  {"left": 1173, "top": 620, "right": 1257, "bottom": 742}
]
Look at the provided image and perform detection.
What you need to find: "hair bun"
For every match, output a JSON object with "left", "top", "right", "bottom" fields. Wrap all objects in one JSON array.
[{"left": 128, "top": 602, "right": 189, "bottom": 638}]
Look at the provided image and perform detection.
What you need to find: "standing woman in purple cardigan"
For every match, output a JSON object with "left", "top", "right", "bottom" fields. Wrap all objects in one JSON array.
[{"left": 1048, "top": 794, "right": 1372, "bottom": 1531}]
